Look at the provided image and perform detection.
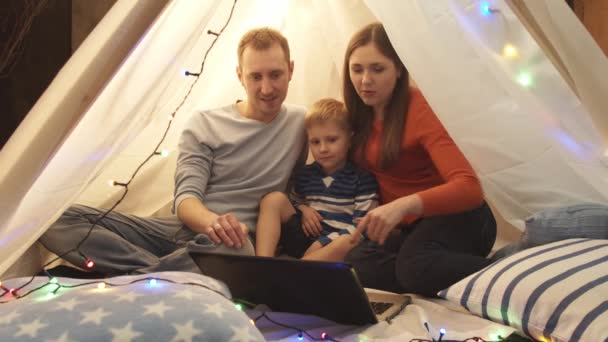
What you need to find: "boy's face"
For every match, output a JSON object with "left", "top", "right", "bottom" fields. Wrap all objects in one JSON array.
[{"left": 307, "top": 121, "right": 351, "bottom": 175}]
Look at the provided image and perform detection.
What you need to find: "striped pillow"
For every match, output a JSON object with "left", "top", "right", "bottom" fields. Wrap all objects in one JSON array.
[{"left": 438, "top": 238, "right": 608, "bottom": 342}]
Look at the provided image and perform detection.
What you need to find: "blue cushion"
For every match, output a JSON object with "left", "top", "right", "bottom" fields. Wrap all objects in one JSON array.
[
  {"left": 492, "top": 203, "right": 608, "bottom": 260},
  {"left": 0, "top": 272, "right": 264, "bottom": 341},
  {"left": 524, "top": 203, "right": 608, "bottom": 245}
]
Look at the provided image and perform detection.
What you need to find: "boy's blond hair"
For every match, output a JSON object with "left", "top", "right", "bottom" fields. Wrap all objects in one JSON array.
[
  {"left": 305, "top": 98, "right": 351, "bottom": 132},
  {"left": 237, "top": 27, "right": 290, "bottom": 66}
]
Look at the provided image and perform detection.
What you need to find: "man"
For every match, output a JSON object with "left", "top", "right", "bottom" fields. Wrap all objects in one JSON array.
[{"left": 40, "top": 27, "right": 307, "bottom": 276}]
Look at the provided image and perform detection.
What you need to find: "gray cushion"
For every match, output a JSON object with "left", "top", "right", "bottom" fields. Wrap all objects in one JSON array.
[
  {"left": 491, "top": 203, "right": 608, "bottom": 261},
  {"left": 524, "top": 203, "right": 608, "bottom": 245}
]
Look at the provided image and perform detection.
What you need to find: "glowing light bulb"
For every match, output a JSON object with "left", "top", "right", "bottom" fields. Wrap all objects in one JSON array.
[
  {"left": 235, "top": 303, "right": 243, "bottom": 311},
  {"left": 517, "top": 72, "right": 533, "bottom": 87},
  {"left": 108, "top": 180, "right": 116, "bottom": 187},
  {"left": 481, "top": 2, "right": 491, "bottom": 15},
  {"left": 49, "top": 277, "right": 58, "bottom": 284},
  {"left": 503, "top": 44, "right": 518, "bottom": 58},
  {"left": 155, "top": 150, "right": 169, "bottom": 157},
  {"left": 148, "top": 278, "right": 157, "bottom": 286},
  {"left": 321, "top": 332, "right": 327, "bottom": 340},
  {"left": 98, "top": 282, "right": 106, "bottom": 289},
  {"left": 85, "top": 259, "right": 95, "bottom": 268},
  {"left": 298, "top": 331, "right": 304, "bottom": 340}
]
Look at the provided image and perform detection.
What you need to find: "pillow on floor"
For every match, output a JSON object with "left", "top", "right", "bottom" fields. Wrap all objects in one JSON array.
[
  {"left": 439, "top": 238, "right": 608, "bottom": 342},
  {"left": 492, "top": 203, "right": 608, "bottom": 260},
  {"left": 0, "top": 271, "right": 264, "bottom": 342}
]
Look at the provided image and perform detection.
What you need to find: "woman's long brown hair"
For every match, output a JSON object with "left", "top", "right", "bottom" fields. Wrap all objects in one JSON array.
[{"left": 343, "top": 22, "right": 410, "bottom": 169}]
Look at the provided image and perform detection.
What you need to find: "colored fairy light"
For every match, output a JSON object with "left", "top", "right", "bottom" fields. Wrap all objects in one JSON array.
[
  {"left": 49, "top": 277, "right": 58, "bottom": 284},
  {"left": 517, "top": 72, "right": 533, "bottom": 87},
  {"left": 321, "top": 332, "right": 327, "bottom": 340},
  {"left": 438, "top": 328, "right": 446, "bottom": 342},
  {"left": 235, "top": 303, "right": 243, "bottom": 311},
  {"left": 108, "top": 179, "right": 116, "bottom": 187},
  {"left": 148, "top": 278, "right": 157, "bottom": 286},
  {"left": 98, "top": 282, "right": 106, "bottom": 289},
  {"left": 155, "top": 150, "right": 169, "bottom": 157},
  {"left": 502, "top": 44, "right": 518, "bottom": 58},
  {"left": 85, "top": 259, "right": 95, "bottom": 268},
  {"left": 481, "top": 2, "right": 491, "bottom": 15},
  {"left": 298, "top": 331, "right": 304, "bottom": 340},
  {"left": 184, "top": 70, "right": 200, "bottom": 77}
]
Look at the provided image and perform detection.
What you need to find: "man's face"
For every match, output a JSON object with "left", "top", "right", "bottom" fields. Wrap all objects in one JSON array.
[{"left": 237, "top": 44, "right": 294, "bottom": 119}]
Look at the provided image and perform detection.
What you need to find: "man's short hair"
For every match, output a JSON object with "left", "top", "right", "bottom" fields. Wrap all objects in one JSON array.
[
  {"left": 237, "top": 27, "right": 290, "bottom": 66},
  {"left": 305, "top": 98, "right": 351, "bottom": 132}
]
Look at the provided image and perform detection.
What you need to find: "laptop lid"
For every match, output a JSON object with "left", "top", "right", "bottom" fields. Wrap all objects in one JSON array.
[{"left": 189, "top": 251, "right": 378, "bottom": 325}]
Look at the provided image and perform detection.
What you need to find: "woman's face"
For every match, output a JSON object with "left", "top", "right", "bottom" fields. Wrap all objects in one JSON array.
[{"left": 348, "top": 43, "right": 400, "bottom": 118}]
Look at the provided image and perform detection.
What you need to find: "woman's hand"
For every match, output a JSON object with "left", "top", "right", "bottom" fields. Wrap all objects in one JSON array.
[
  {"left": 351, "top": 195, "right": 423, "bottom": 245},
  {"left": 299, "top": 205, "right": 323, "bottom": 237}
]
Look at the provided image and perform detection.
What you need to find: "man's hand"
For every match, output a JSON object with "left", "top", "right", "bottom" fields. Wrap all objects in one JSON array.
[
  {"left": 299, "top": 205, "right": 323, "bottom": 237},
  {"left": 204, "top": 213, "right": 249, "bottom": 248}
]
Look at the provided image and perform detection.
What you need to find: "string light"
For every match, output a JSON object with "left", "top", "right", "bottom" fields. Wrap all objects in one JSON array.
[
  {"left": 502, "top": 43, "right": 518, "bottom": 58},
  {"left": 517, "top": 72, "right": 533, "bottom": 87},
  {"left": 148, "top": 278, "right": 157, "bottom": 286},
  {"left": 298, "top": 331, "right": 304, "bottom": 340},
  {"left": 83, "top": 258, "right": 95, "bottom": 269},
  {"left": 154, "top": 150, "right": 169, "bottom": 157},
  {"left": 480, "top": 2, "right": 498, "bottom": 16},
  {"left": 183, "top": 70, "right": 200, "bottom": 77},
  {"left": 438, "top": 328, "right": 446, "bottom": 342},
  {"left": 97, "top": 282, "right": 107, "bottom": 289},
  {"left": 107, "top": 180, "right": 127, "bottom": 187}
]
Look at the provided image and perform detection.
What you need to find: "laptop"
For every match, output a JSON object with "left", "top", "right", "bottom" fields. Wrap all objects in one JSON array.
[{"left": 189, "top": 251, "right": 411, "bottom": 325}]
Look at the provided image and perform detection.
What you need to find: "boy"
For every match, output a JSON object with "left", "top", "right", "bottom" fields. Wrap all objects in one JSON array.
[{"left": 256, "top": 98, "right": 378, "bottom": 261}]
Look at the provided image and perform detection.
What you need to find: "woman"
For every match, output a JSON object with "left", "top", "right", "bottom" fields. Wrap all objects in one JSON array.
[{"left": 343, "top": 22, "right": 496, "bottom": 297}]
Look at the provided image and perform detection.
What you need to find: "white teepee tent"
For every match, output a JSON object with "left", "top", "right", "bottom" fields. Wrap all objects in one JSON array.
[{"left": 1, "top": 0, "right": 607, "bottom": 279}]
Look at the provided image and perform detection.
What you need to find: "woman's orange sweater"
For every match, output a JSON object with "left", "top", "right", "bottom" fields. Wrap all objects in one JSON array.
[{"left": 355, "top": 88, "right": 484, "bottom": 223}]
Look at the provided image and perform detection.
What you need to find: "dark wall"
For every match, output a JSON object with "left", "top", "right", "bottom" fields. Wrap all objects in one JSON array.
[
  {"left": 0, "top": 0, "right": 71, "bottom": 149},
  {"left": 0, "top": 0, "right": 115, "bottom": 149}
]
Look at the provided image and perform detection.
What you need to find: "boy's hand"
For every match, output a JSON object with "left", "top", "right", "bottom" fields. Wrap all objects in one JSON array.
[{"left": 299, "top": 205, "right": 323, "bottom": 237}]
